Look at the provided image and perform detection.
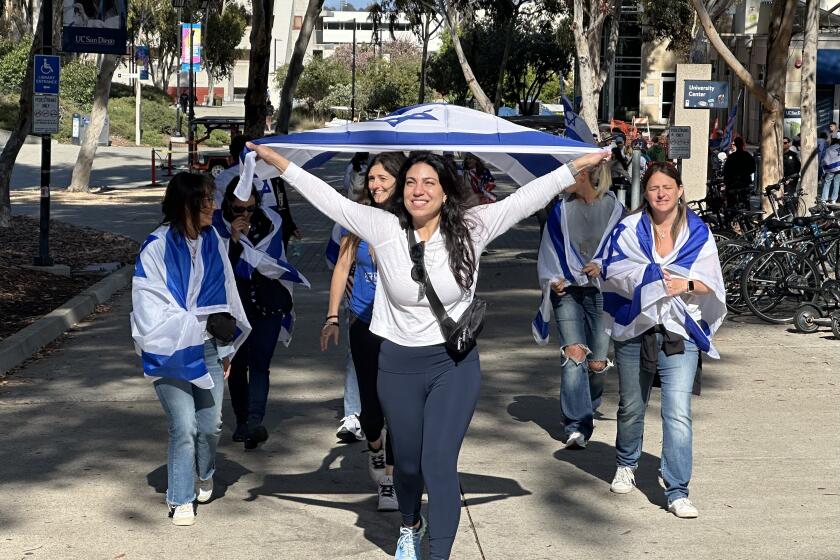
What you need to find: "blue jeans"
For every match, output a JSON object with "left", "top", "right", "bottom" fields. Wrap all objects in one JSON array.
[
  {"left": 552, "top": 287, "right": 609, "bottom": 439},
  {"left": 614, "top": 334, "right": 698, "bottom": 504},
  {"left": 343, "top": 351, "right": 361, "bottom": 418},
  {"left": 154, "top": 340, "right": 224, "bottom": 507},
  {"left": 821, "top": 172, "right": 840, "bottom": 202},
  {"left": 228, "top": 314, "right": 283, "bottom": 427}
]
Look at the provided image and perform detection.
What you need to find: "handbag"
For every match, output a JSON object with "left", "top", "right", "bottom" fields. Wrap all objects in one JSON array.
[{"left": 407, "top": 229, "right": 486, "bottom": 358}]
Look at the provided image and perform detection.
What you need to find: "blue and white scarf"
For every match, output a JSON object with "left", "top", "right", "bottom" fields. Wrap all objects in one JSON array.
[
  {"left": 600, "top": 209, "right": 726, "bottom": 357},
  {"left": 213, "top": 207, "right": 310, "bottom": 346},
  {"left": 131, "top": 225, "right": 251, "bottom": 388},
  {"left": 532, "top": 192, "right": 623, "bottom": 345}
]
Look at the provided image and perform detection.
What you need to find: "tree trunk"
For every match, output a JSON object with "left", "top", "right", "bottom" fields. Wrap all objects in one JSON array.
[
  {"left": 758, "top": 0, "right": 797, "bottom": 200},
  {"left": 493, "top": 16, "right": 516, "bottom": 113},
  {"left": 799, "top": 0, "right": 818, "bottom": 203},
  {"left": 245, "top": 0, "right": 275, "bottom": 137},
  {"left": 572, "top": 0, "right": 621, "bottom": 133},
  {"left": 0, "top": 0, "right": 46, "bottom": 228},
  {"left": 276, "top": 0, "right": 325, "bottom": 135},
  {"left": 68, "top": 55, "right": 119, "bottom": 193},
  {"left": 418, "top": 17, "right": 430, "bottom": 104},
  {"left": 207, "top": 71, "right": 216, "bottom": 107},
  {"left": 1, "top": 0, "right": 30, "bottom": 41},
  {"left": 441, "top": 2, "right": 493, "bottom": 114}
]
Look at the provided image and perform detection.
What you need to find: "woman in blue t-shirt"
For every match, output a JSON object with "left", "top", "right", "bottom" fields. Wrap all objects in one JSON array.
[{"left": 321, "top": 152, "right": 406, "bottom": 512}]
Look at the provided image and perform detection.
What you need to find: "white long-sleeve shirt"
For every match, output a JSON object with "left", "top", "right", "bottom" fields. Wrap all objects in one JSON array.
[{"left": 281, "top": 162, "right": 575, "bottom": 346}]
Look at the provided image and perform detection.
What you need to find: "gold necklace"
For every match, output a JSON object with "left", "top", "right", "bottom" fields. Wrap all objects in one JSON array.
[{"left": 653, "top": 223, "right": 669, "bottom": 240}]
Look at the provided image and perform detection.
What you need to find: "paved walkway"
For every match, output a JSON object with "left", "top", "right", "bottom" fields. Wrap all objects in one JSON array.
[{"left": 1, "top": 159, "right": 838, "bottom": 559}]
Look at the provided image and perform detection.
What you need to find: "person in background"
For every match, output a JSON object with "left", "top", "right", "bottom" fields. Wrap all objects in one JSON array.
[
  {"left": 782, "top": 136, "right": 801, "bottom": 193},
  {"left": 265, "top": 98, "right": 275, "bottom": 132},
  {"left": 610, "top": 137, "right": 631, "bottom": 193},
  {"left": 322, "top": 152, "right": 407, "bottom": 512},
  {"left": 214, "top": 178, "right": 309, "bottom": 450},
  {"left": 532, "top": 160, "right": 623, "bottom": 449},
  {"left": 646, "top": 136, "right": 666, "bottom": 162},
  {"left": 131, "top": 172, "right": 251, "bottom": 526},
  {"left": 462, "top": 153, "right": 497, "bottom": 204},
  {"left": 602, "top": 161, "right": 725, "bottom": 519},
  {"left": 820, "top": 134, "right": 840, "bottom": 203},
  {"left": 722, "top": 137, "right": 755, "bottom": 209}
]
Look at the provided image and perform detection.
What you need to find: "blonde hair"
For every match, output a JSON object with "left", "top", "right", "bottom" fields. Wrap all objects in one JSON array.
[{"left": 591, "top": 162, "right": 612, "bottom": 198}]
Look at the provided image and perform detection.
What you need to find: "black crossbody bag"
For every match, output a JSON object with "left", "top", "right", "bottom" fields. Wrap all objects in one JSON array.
[{"left": 407, "top": 229, "right": 486, "bottom": 358}]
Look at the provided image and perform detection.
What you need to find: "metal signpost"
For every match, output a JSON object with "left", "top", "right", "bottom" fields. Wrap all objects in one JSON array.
[{"left": 33, "top": 42, "right": 61, "bottom": 266}]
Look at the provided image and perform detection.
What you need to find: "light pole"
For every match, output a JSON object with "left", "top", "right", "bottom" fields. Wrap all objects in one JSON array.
[{"left": 351, "top": 18, "right": 356, "bottom": 122}]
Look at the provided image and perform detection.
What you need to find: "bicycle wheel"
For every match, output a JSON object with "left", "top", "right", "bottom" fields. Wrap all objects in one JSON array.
[
  {"left": 717, "top": 238, "right": 751, "bottom": 262},
  {"left": 721, "top": 248, "right": 759, "bottom": 314},
  {"left": 741, "top": 248, "right": 821, "bottom": 324}
]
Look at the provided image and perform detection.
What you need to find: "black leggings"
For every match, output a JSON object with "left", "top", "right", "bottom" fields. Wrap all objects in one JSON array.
[
  {"left": 377, "top": 340, "right": 481, "bottom": 560},
  {"left": 349, "top": 317, "right": 393, "bottom": 465}
]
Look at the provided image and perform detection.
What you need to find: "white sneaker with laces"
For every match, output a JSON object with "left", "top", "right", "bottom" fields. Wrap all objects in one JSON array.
[
  {"left": 336, "top": 415, "right": 365, "bottom": 442},
  {"left": 196, "top": 478, "right": 213, "bottom": 503},
  {"left": 378, "top": 475, "right": 399, "bottom": 511},
  {"left": 369, "top": 447, "right": 387, "bottom": 485},
  {"left": 610, "top": 466, "right": 636, "bottom": 494},
  {"left": 394, "top": 515, "right": 426, "bottom": 560},
  {"left": 668, "top": 497, "right": 699, "bottom": 518},
  {"left": 170, "top": 503, "right": 195, "bottom": 526},
  {"left": 565, "top": 432, "right": 587, "bottom": 449}
]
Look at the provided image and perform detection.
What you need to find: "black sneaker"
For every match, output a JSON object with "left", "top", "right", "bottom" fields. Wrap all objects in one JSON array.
[
  {"left": 232, "top": 423, "right": 248, "bottom": 442},
  {"left": 244, "top": 425, "right": 269, "bottom": 450}
]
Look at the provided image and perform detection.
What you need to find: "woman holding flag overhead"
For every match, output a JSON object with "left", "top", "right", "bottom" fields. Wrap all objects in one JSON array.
[
  {"left": 244, "top": 140, "right": 608, "bottom": 560},
  {"left": 601, "top": 161, "right": 726, "bottom": 519},
  {"left": 532, "top": 162, "right": 623, "bottom": 449},
  {"left": 131, "top": 172, "right": 251, "bottom": 526},
  {"left": 214, "top": 177, "right": 310, "bottom": 450}
]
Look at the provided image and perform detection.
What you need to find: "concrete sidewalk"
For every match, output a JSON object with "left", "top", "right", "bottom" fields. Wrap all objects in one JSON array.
[{"left": 1, "top": 159, "right": 838, "bottom": 559}]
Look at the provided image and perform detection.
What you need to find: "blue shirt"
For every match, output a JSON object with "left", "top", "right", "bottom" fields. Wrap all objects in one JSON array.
[{"left": 343, "top": 230, "right": 377, "bottom": 323}]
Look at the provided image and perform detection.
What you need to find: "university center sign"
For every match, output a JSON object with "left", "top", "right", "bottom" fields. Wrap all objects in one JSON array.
[{"left": 683, "top": 81, "right": 730, "bottom": 110}]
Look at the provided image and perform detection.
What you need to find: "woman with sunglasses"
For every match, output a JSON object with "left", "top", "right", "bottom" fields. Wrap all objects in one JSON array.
[
  {"left": 245, "top": 142, "right": 607, "bottom": 559},
  {"left": 322, "top": 152, "right": 406, "bottom": 513},
  {"left": 131, "top": 172, "right": 250, "bottom": 525},
  {"left": 601, "top": 162, "right": 725, "bottom": 519},
  {"left": 214, "top": 177, "right": 309, "bottom": 450}
]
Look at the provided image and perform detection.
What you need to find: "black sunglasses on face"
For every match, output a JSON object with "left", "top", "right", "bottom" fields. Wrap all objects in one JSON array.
[{"left": 231, "top": 204, "right": 257, "bottom": 214}]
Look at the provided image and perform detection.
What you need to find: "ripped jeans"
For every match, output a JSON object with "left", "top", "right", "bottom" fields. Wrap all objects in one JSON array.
[{"left": 552, "top": 287, "right": 610, "bottom": 440}]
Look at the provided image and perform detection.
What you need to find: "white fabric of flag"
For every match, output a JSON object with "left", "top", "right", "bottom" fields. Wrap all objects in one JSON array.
[
  {"left": 532, "top": 192, "right": 623, "bottom": 345},
  {"left": 130, "top": 225, "right": 251, "bottom": 388},
  {"left": 213, "top": 207, "right": 310, "bottom": 346},
  {"left": 600, "top": 210, "right": 726, "bottom": 357}
]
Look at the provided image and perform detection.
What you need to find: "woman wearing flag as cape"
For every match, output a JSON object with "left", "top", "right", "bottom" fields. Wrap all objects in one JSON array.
[
  {"left": 532, "top": 162, "right": 624, "bottom": 449},
  {"left": 213, "top": 177, "right": 310, "bottom": 450},
  {"left": 130, "top": 172, "right": 251, "bottom": 526},
  {"left": 601, "top": 161, "right": 726, "bottom": 519},
  {"left": 244, "top": 140, "right": 608, "bottom": 560}
]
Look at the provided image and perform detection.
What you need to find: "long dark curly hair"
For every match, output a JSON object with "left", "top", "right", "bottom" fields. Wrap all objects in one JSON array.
[{"left": 388, "top": 152, "right": 478, "bottom": 292}]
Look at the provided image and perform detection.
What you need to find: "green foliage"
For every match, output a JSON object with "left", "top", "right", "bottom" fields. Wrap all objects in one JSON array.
[
  {"left": 60, "top": 60, "right": 99, "bottom": 109},
  {"left": 204, "top": 4, "right": 249, "bottom": 82},
  {"left": 362, "top": 54, "right": 420, "bottom": 111},
  {"left": 641, "top": 0, "right": 695, "bottom": 56},
  {"left": 291, "top": 56, "right": 352, "bottom": 105},
  {"left": 0, "top": 38, "right": 30, "bottom": 95},
  {"left": 0, "top": 93, "right": 19, "bottom": 129}
]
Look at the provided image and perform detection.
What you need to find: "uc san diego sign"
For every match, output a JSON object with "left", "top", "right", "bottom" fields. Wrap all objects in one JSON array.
[{"left": 61, "top": 0, "right": 127, "bottom": 54}]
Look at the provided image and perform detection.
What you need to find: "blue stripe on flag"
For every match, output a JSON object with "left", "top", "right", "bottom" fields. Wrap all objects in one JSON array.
[
  {"left": 601, "top": 224, "right": 627, "bottom": 278},
  {"left": 672, "top": 211, "right": 709, "bottom": 271},
  {"left": 683, "top": 312, "right": 712, "bottom": 353},
  {"left": 603, "top": 263, "right": 663, "bottom": 326},
  {"left": 197, "top": 230, "right": 227, "bottom": 308},
  {"left": 325, "top": 238, "right": 340, "bottom": 266},
  {"left": 532, "top": 310, "right": 550, "bottom": 341},
  {"left": 142, "top": 344, "right": 206, "bottom": 380},
  {"left": 212, "top": 210, "right": 230, "bottom": 239},
  {"left": 253, "top": 130, "right": 594, "bottom": 149},
  {"left": 509, "top": 153, "right": 563, "bottom": 178},
  {"left": 234, "top": 258, "right": 254, "bottom": 279},
  {"left": 302, "top": 151, "right": 338, "bottom": 170},
  {"left": 164, "top": 229, "right": 191, "bottom": 309},
  {"left": 134, "top": 234, "right": 157, "bottom": 278},
  {"left": 546, "top": 201, "right": 576, "bottom": 282}
]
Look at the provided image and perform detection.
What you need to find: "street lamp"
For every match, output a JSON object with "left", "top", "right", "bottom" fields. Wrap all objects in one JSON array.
[{"left": 172, "top": 0, "right": 207, "bottom": 168}]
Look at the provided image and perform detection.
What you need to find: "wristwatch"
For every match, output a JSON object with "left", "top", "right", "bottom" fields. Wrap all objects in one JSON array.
[
  {"left": 566, "top": 161, "right": 581, "bottom": 178},
  {"left": 686, "top": 280, "right": 695, "bottom": 293}
]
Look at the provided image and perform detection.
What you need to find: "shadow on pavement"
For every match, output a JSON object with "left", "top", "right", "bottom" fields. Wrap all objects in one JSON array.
[{"left": 146, "top": 452, "right": 253, "bottom": 503}]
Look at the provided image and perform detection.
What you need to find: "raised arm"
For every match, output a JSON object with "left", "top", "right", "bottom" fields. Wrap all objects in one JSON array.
[
  {"left": 246, "top": 143, "right": 394, "bottom": 246},
  {"left": 472, "top": 151, "right": 610, "bottom": 245}
]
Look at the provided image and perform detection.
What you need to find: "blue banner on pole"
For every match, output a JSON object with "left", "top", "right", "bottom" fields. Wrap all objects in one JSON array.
[{"left": 61, "top": 0, "right": 128, "bottom": 54}]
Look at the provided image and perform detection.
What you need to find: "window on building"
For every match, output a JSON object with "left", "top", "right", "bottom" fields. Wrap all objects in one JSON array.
[
  {"left": 661, "top": 73, "right": 676, "bottom": 121},
  {"left": 293, "top": 15, "right": 303, "bottom": 30}
]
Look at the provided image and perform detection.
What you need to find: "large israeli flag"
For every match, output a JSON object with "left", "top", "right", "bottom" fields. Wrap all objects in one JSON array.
[
  {"left": 561, "top": 96, "right": 597, "bottom": 146},
  {"left": 238, "top": 103, "right": 601, "bottom": 189},
  {"left": 130, "top": 225, "right": 251, "bottom": 388},
  {"left": 600, "top": 210, "right": 726, "bottom": 357}
]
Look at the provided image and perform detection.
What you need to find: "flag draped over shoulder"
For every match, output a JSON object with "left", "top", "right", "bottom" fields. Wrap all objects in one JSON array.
[
  {"left": 212, "top": 207, "right": 309, "bottom": 346},
  {"left": 600, "top": 210, "right": 726, "bottom": 357},
  {"left": 531, "top": 192, "right": 624, "bottom": 345},
  {"left": 130, "top": 225, "right": 251, "bottom": 388}
]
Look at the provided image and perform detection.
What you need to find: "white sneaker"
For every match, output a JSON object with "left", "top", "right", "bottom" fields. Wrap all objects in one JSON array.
[
  {"left": 170, "top": 503, "right": 195, "bottom": 526},
  {"left": 565, "top": 432, "right": 587, "bottom": 449},
  {"left": 196, "top": 478, "right": 213, "bottom": 503},
  {"left": 668, "top": 497, "right": 699, "bottom": 518},
  {"left": 336, "top": 415, "right": 365, "bottom": 442},
  {"left": 610, "top": 466, "right": 636, "bottom": 494},
  {"left": 368, "top": 447, "right": 387, "bottom": 485},
  {"left": 378, "top": 475, "right": 399, "bottom": 511}
]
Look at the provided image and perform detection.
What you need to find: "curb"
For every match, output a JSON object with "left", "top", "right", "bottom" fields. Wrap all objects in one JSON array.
[{"left": 0, "top": 264, "right": 134, "bottom": 376}]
